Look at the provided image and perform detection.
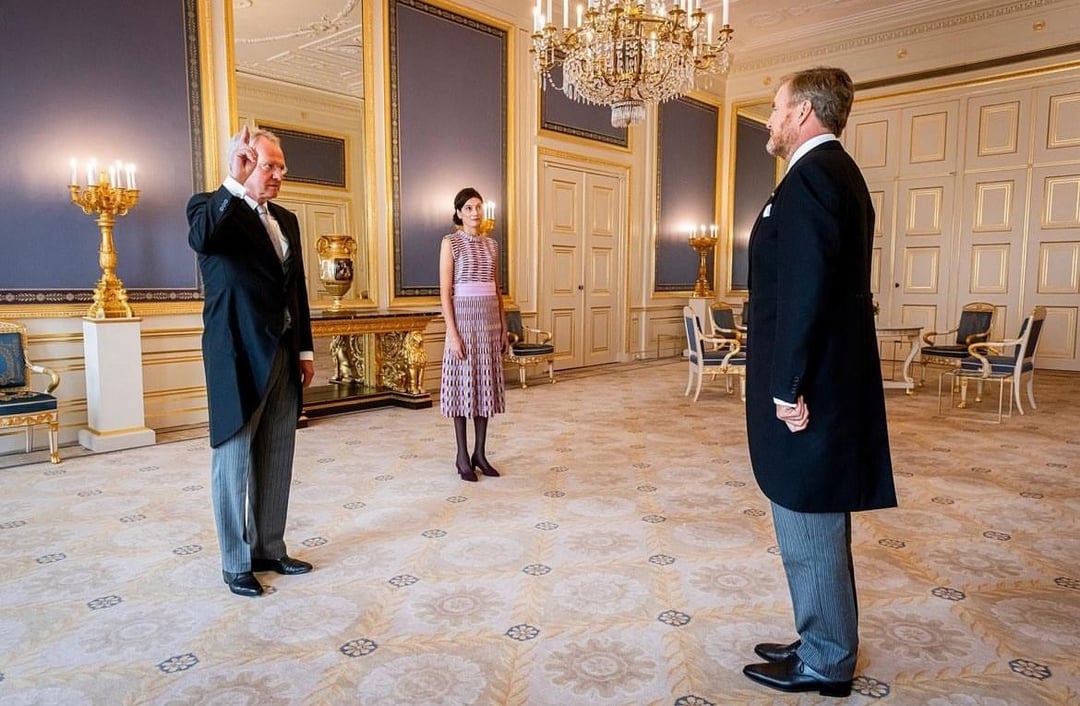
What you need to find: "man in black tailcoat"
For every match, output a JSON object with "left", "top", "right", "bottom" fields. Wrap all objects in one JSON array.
[
  {"left": 187, "top": 126, "right": 316, "bottom": 597},
  {"left": 742, "top": 67, "right": 897, "bottom": 697}
]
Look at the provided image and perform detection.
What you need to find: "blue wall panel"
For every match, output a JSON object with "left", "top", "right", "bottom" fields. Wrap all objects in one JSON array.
[{"left": 0, "top": 0, "right": 201, "bottom": 304}]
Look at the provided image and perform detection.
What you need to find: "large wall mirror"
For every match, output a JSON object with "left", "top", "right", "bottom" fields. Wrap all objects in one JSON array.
[
  {"left": 232, "top": 1, "right": 371, "bottom": 308},
  {"left": 729, "top": 99, "right": 779, "bottom": 292}
]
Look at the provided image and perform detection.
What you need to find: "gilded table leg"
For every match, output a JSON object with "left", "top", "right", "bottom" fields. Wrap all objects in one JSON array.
[
  {"left": 329, "top": 334, "right": 365, "bottom": 384},
  {"left": 376, "top": 330, "right": 427, "bottom": 395}
]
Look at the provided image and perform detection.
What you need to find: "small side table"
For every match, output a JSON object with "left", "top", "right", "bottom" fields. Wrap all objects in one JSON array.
[{"left": 875, "top": 325, "right": 922, "bottom": 394}]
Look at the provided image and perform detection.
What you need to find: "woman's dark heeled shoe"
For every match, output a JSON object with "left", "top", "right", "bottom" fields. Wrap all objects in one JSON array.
[
  {"left": 471, "top": 453, "right": 500, "bottom": 477},
  {"left": 457, "top": 459, "right": 478, "bottom": 482}
]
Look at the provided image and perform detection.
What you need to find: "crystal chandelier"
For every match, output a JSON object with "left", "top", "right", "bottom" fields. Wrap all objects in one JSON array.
[{"left": 531, "top": 0, "right": 733, "bottom": 128}]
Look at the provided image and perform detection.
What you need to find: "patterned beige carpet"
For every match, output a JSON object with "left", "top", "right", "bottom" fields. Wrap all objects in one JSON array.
[{"left": 1, "top": 359, "right": 1078, "bottom": 705}]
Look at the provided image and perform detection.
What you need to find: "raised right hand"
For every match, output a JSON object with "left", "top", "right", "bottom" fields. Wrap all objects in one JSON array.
[{"left": 227, "top": 126, "right": 258, "bottom": 184}]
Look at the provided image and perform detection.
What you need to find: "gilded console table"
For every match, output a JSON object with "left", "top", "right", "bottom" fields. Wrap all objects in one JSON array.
[{"left": 304, "top": 309, "right": 439, "bottom": 419}]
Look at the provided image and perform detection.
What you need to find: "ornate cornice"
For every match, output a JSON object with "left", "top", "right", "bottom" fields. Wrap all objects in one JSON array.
[
  {"left": 233, "top": 0, "right": 360, "bottom": 44},
  {"left": 733, "top": 0, "right": 1062, "bottom": 74}
]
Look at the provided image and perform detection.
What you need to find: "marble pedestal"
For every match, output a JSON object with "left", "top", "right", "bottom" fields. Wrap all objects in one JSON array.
[{"left": 79, "top": 317, "right": 156, "bottom": 452}]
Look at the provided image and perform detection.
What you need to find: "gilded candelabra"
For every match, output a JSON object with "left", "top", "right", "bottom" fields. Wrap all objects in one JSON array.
[
  {"left": 688, "top": 228, "right": 719, "bottom": 298},
  {"left": 69, "top": 166, "right": 139, "bottom": 318}
]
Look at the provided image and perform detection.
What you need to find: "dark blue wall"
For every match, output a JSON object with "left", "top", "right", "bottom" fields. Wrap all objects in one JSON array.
[
  {"left": 0, "top": 0, "right": 200, "bottom": 304},
  {"left": 390, "top": 0, "right": 507, "bottom": 297},
  {"left": 731, "top": 116, "right": 774, "bottom": 290},
  {"left": 656, "top": 97, "right": 719, "bottom": 291}
]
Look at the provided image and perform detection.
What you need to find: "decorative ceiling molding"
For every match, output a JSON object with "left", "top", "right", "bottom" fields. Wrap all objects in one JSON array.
[
  {"left": 233, "top": 0, "right": 362, "bottom": 98},
  {"left": 234, "top": 0, "right": 360, "bottom": 44},
  {"left": 732, "top": 0, "right": 1057, "bottom": 74}
]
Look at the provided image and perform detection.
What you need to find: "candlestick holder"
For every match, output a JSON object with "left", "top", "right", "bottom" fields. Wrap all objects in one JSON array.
[
  {"left": 478, "top": 217, "right": 495, "bottom": 236},
  {"left": 688, "top": 232, "right": 719, "bottom": 297},
  {"left": 69, "top": 173, "right": 140, "bottom": 319}
]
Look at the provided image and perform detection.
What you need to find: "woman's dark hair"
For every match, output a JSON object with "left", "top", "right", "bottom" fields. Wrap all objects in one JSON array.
[{"left": 452, "top": 187, "right": 483, "bottom": 226}]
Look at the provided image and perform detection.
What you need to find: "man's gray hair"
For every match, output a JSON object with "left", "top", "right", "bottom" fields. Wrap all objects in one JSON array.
[
  {"left": 778, "top": 67, "right": 855, "bottom": 136},
  {"left": 249, "top": 127, "right": 281, "bottom": 147}
]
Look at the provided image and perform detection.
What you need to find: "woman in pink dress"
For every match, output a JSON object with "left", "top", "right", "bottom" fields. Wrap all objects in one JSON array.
[{"left": 439, "top": 187, "right": 507, "bottom": 482}]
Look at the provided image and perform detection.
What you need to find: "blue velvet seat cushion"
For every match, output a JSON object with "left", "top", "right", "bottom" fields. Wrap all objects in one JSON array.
[
  {"left": 959, "top": 355, "right": 1031, "bottom": 376},
  {"left": 922, "top": 344, "right": 969, "bottom": 359},
  {"left": 510, "top": 343, "right": 554, "bottom": 356},
  {"left": 0, "top": 390, "right": 57, "bottom": 415},
  {"left": 692, "top": 349, "right": 743, "bottom": 365}
]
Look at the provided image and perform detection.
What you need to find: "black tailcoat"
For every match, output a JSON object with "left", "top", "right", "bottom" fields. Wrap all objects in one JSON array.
[
  {"left": 745, "top": 141, "right": 896, "bottom": 513},
  {"left": 187, "top": 186, "right": 313, "bottom": 447}
]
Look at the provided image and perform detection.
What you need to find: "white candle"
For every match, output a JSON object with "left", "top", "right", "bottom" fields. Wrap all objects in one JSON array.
[
  {"left": 722, "top": 0, "right": 729, "bottom": 25},
  {"left": 577, "top": 3, "right": 583, "bottom": 26},
  {"left": 88, "top": 160, "right": 96, "bottom": 186},
  {"left": 563, "top": 0, "right": 568, "bottom": 28},
  {"left": 707, "top": 12, "right": 713, "bottom": 39},
  {"left": 484, "top": 201, "right": 495, "bottom": 220},
  {"left": 129, "top": 164, "right": 137, "bottom": 190},
  {"left": 547, "top": 0, "right": 552, "bottom": 27},
  {"left": 108, "top": 165, "right": 117, "bottom": 187},
  {"left": 533, "top": 7, "right": 541, "bottom": 32},
  {"left": 70, "top": 158, "right": 77, "bottom": 186}
]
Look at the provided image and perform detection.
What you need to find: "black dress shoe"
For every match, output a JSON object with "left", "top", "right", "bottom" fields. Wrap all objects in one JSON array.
[
  {"left": 251, "top": 556, "right": 313, "bottom": 575},
  {"left": 754, "top": 639, "right": 801, "bottom": 662},
  {"left": 222, "top": 570, "right": 263, "bottom": 597},
  {"left": 743, "top": 654, "right": 852, "bottom": 697}
]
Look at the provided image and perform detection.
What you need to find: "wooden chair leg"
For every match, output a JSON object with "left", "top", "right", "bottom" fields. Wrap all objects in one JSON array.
[
  {"left": 547, "top": 360, "right": 555, "bottom": 384},
  {"left": 519, "top": 364, "right": 527, "bottom": 389}
]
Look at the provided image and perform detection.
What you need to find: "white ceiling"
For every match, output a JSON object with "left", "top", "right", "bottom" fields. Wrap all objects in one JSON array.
[
  {"left": 231, "top": 0, "right": 1055, "bottom": 99},
  {"left": 233, "top": 0, "right": 363, "bottom": 97}
]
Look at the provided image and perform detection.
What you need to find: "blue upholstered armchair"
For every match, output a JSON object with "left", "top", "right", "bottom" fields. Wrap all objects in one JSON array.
[
  {"left": 1, "top": 321, "right": 61, "bottom": 463},
  {"left": 920, "top": 302, "right": 995, "bottom": 385},
  {"left": 684, "top": 306, "right": 745, "bottom": 402},
  {"left": 505, "top": 309, "right": 556, "bottom": 389},
  {"left": 938, "top": 306, "right": 1045, "bottom": 423},
  {"left": 708, "top": 301, "right": 748, "bottom": 352}
]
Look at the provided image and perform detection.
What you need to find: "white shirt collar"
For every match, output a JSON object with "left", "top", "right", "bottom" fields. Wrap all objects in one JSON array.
[
  {"left": 785, "top": 133, "right": 838, "bottom": 173},
  {"left": 223, "top": 175, "right": 261, "bottom": 211}
]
